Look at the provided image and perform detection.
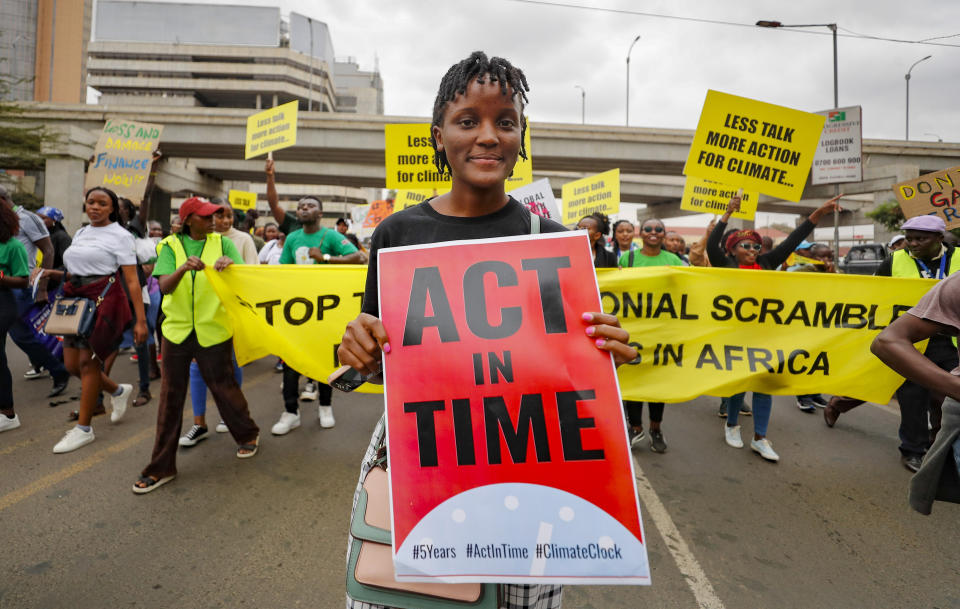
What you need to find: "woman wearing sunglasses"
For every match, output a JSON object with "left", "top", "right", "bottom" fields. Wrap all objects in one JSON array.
[
  {"left": 706, "top": 194, "right": 841, "bottom": 462},
  {"left": 618, "top": 217, "right": 684, "bottom": 453}
]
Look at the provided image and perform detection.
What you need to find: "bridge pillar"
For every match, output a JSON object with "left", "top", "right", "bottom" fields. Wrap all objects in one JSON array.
[{"left": 43, "top": 157, "right": 87, "bottom": 232}]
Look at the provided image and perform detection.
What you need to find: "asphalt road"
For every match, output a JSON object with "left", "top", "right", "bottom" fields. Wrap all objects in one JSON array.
[{"left": 2, "top": 346, "right": 958, "bottom": 609}]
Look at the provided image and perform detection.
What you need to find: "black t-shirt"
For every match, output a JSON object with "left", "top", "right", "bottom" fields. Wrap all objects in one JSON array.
[{"left": 361, "top": 197, "right": 567, "bottom": 316}]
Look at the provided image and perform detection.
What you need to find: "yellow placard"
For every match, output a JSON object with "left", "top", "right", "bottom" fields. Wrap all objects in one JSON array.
[
  {"left": 206, "top": 265, "right": 932, "bottom": 405},
  {"left": 394, "top": 189, "right": 436, "bottom": 210},
  {"left": 892, "top": 165, "right": 960, "bottom": 229},
  {"left": 561, "top": 168, "right": 620, "bottom": 226},
  {"left": 683, "top": 90, "right": 825, "bottom": 202},
  {"left": 244, "top": 101, "right": 298, "bottom": 159},
  {"left": 228, "top": 189, "right": 257, "bottom": 211},
  {"left": 680, "top": 177, "right": 758, "bottom": 220},
  {"left": 384, "top": 123, "right": 533, "bottom": 189}
]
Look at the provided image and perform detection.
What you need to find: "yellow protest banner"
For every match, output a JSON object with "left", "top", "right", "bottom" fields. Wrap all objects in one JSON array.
[
  {"left": 384, "top": 123, "right": 533, "bottom": 189},
  {"left": 892, "top": 165, "right": 960, "bottom": 229},
  {"left": 561, "top": 168, "right": 620, "bottom": 226},
  {"left": 394, "top": 188, "right": 449, "bottom": 211},
  {"left": 244, "top": 101, "right": 298, "bottom": 159},
  {"left": 204, "top": 265, "right": 381, "bottom": 393},
  {"left": 599, "top": 266, "right": 932, "bottom": 404},
  {"left": 228, "top": 189, "right": 257, "bottom": 211},
  {"left": 683, "top": 90, "right": 825, "bottom": 202},
  {"left": 206, "top": 265, "right": 933, "bottom": 404},
  {"left": 680, "top": 177, "right": 758, "bottom": 220}
]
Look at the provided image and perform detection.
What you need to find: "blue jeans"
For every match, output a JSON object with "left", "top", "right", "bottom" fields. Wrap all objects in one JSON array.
[
  {"left": 8, "top": 289, "right": 67, "bottom": 381},
  {"left": 724, "top": 392, "right": 772, "bottom": 437},
  {"left": 189, "top": 355, "right": 242, "bottom": 417}
]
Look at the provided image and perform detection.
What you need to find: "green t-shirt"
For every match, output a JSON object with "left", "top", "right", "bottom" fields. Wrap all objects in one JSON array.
[
  {"left": 0, "top": 238, "right": 30, "bottom": 278},
  {"left": 153, "top": 234, "right": 244, "bottom": 276},
  {"left": 280, "top": 227, "right": 358, "bottom": 265},
  {"left": 619, "top": 248, "right": 683, "bottom": 268}
]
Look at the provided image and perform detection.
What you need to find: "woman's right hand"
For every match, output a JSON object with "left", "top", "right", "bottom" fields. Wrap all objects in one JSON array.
[{"left": 337, "top": 313, "right": 390, "bottom": 377}]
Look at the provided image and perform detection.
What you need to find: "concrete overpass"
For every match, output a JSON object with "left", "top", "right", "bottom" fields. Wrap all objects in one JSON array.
[{"left": 18, "top": 102, "right": 960, "bottom": 231}]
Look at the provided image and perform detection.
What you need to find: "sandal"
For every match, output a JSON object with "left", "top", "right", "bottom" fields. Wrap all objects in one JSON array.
[
  {"left": 237, "top": 436, "right": 259, "bottom": 459},
  {"left": 68, "top": 403, "right": 106, "bottom": 421},
  {"left": 132, "top": 474, "right": 175, "bottom": 494},
  {"left": 133, "top": 391, "right": 152, "bottom": 407}
]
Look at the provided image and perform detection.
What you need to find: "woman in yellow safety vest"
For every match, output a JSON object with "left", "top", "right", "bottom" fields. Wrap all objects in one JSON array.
[{"left": 132, "top": 197, "right": 260, "bottom": 494}]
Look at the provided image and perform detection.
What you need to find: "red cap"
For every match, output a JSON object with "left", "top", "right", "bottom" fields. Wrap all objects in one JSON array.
[{"left": 179, "top": 196, "right": 222, "bottom": 221}]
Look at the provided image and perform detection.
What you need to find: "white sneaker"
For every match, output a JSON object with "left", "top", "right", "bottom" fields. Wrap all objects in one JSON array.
[
  {"left": 751, "top": 438, "right": 780, "bottom": 462},
  {"left": 0, "top": 414, "right": 21, "bottom": 432},
  {"left": 110, "top": 384, "right": 134, "bottom": 423},
  {"left": 271, "top": 411, "right": 301, "bottom": 435},
  {"left": 300, "top": 382, "right": 318, "bottom": 401},
  {"left": 215, "top": 420, "right": 228, "bottom": 433},
  {"left": 23, "top": 366, "right": 48, "bottom": 380},
  {"left": 318, "top": 405, "right": 335, "bottom": 428},
  {"left": 724, "top": 424, "right": 743, "bottom": 449},
  {"left": 53, "top": 426, "right": 95, "bottom": 453}
]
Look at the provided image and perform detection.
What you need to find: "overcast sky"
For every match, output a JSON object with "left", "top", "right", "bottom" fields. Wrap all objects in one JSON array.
[
  {"left": 135, "top": 0, "right": 960, "bottom": 228},
  {"left": 153, "top": 0, "right": 960, "bottom": 142}
]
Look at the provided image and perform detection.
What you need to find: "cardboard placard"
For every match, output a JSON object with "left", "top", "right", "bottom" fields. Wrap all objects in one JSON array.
[
  {"left": 893, "top": 165, "right": 960, "bottom": 229},
  {"left": 84, "top": 119, "right": 163, "bottom": 201},
  {"left": 560, "top": 169, "right": 620, "bottom": 226},
  {"left": 679, "top": 177, "right": 758, "bottom": 220},
  {"left": 245, "top": 101, "right": 298, "bottom": 159},
  {"left": 384, "top": 123, "right": 533, "bottom": 190},
  {"left": 228, "top": 189, "right": 257, "bottom": 211},
  {"left": 811, "top": 106, "right": 863, "bottom": 186},
  {"left": 683, "top": 90, "right": 825, "bottom": 202},
  {"left": 378, "top": 232, "right": 648, "bottom": 584}
]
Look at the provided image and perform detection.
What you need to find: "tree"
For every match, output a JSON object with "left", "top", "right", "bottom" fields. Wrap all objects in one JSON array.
[{"left": 865, "top": 199, "right": 904, "bottom": 233}]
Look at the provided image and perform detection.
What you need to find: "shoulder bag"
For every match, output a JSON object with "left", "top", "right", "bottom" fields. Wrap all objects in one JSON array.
[{"left": 43, "top": 276, "right": 115, "bottom": 338}]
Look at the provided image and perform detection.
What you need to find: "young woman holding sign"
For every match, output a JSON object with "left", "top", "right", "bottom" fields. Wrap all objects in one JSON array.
[
  {"left": 337, "top": 51, "right": 638, "bottom": 609},
  {"left": 706, "top": 194, "right": 841, "bottom": 462}
]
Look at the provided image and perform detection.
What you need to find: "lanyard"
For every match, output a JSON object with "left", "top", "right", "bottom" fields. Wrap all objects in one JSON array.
[{"left": 915, "top": 254, "right": 947, "bottom": 279}]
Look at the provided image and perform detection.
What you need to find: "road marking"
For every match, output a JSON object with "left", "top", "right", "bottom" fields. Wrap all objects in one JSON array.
[
  {"left": 633, "top": 456, "right": 726, "bottom": 609},
  {"left": 0, "top": 366, "right": 278, "bottom": 512},
  {"left": 0, "top": 428, "right": 154, "bottom": 513}
]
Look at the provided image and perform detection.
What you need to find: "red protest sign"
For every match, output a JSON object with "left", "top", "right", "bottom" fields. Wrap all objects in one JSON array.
[{"left": 378, "top": 232, "right": 648, "bottom": 584}]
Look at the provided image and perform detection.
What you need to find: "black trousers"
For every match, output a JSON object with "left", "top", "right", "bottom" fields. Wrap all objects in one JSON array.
[
  {"left": 897, "top": 335, "right": 957, "bottom": 457},
  {"left": 282, "top": 363, "right": 332, "bottom": 413},
  {"left": 624, "top": 400, "right": 664, "bottom": 426}
]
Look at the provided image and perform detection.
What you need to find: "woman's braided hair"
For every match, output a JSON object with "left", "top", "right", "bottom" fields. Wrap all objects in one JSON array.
[{"left": 430, "top": 51, "right": 530, "bottom": 175}]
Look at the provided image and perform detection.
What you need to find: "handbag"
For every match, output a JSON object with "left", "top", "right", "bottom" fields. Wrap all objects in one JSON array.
[
  {"left": 346, "top": 424, "right": 498, "bottom": 609},
  {"left": 43, "top": 276, "right": 115, "bottom": 338}
]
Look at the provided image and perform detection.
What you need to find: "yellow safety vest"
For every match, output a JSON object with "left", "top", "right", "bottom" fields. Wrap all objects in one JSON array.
[
  {"left": 890, "top": 247, "right": 960, "bottom": 279},
  {"left": 157, "top": 233, "right": 232, "bottom": 347}
]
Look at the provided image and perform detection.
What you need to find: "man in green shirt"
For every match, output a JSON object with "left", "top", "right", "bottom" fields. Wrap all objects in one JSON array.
[{"left": 271, "top": 196, "right": 363, "bottom": 437}]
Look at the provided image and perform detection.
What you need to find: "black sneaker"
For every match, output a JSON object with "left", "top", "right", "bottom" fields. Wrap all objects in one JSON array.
[
  {"left": 811, "top": 395, "right": 828, "bottom": 408},
  {"left": 796, "top": 398, "right": 816, "bottom": 413},
  {"left": 717, "top": 402, "right": 727, "bottom": 418},
  {"left": 739, "top": 403, "right": 752, "bottom": 416},
  {"left": 178, "top": 424, "right": 210, "bottom": 447},
  {"left": 650, "top": 430, "right": 667, "bottom": 453},
  {"left": 628, "top": 427, "right": 646, "bottom": 449}
]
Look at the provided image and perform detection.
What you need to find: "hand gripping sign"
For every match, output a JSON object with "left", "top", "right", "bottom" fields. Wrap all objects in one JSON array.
[{"left": 377, "top": 232, "right": 649, "bottom": 585}]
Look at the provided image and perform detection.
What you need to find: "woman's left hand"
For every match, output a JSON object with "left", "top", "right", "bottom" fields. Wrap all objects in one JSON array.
[
  {"left": 133, "top": 320, "right": 149, "bottom": 345},
  {"left": 582, "top": 312, "right": 637, "bottom": 367},
  {"left": 213, "top": 256, "right": 234, "bottom": 271}
]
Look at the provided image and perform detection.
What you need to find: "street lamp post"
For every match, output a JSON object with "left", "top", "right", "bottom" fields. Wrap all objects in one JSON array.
[
  {"left": 757, "top": 20, "right": 840, "bottom": 255},
  {"left": 625, "top": 35, "right": 641, "bottom": 126},
  {"left": 905, "top": 55, "right": 932, "bottom": 141},
  {"left": 574, "top": 85, "right": 585, "bottom": 124}
]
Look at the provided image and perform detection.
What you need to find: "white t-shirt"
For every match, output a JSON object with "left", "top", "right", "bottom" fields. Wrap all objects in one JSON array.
[
  {"left": 258, "top": 239, "right": 283, "bottom": 265},
  {"left": 63, "top": 223, "right": 137, "bottom": 276}
]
